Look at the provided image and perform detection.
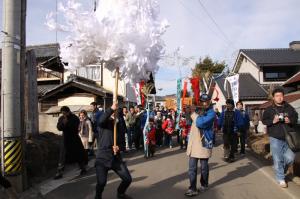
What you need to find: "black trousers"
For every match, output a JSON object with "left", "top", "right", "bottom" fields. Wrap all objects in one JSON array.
[
  {"left": 223, "top": 132, "right": 237, "bottom": 159},
  {"left": 0, "top": 174, "right": 11, "bottom": 189},
  {"left": 239, "top": 130, "right": 247, "bottom": 154},
  {"left": 95, "top": 159, "right": 132, "bottom": 199},
  {"left": 134, "top": 129, "right": 142, "bottom": 150}
]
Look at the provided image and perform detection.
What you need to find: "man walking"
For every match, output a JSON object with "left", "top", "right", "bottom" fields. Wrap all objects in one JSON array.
[
  {"left": 185, "top": 94, "right": 215, "bottom": 197},
  {"left": 262, "top": 87, "right": 298, "bottom": 188},
  {"left": 236, "top": 101, "right": 250, "bottom": 155},
  {"left": 55, "top": 106, "right": 87, "bottom": 179},
  {"left": 218, "top": 99, "right": 243, "bottom": 162},
  {"left": 125, "top": 106, "right": 136, "bottom": 150},
  {"left": 90, "top": 102, "right": 103, "bottom": 156},
  {"left": 95, "top": 102, "right": 132, "bottom": 199}
]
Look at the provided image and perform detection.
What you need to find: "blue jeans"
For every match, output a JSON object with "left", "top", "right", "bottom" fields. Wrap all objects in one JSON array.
[
  {"left": 164, "top": 134, "right": 172, "bottom": 147},
  {"left": 269, "top": 137, "right": 295, "bottom": 182},
  {"left": 188, "top": 157, "right": 209, "bottom": 191},
  {"left": 127, "top": 127, "right": 135, "bottom": 149}
]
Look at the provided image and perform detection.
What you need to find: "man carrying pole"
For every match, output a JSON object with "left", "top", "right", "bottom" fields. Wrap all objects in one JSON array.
[
  {"left": 95, "top": 101, "right": 132, "bottom": 199},
  {"left": 95, "top": 68, "right": 132, "bottom": 199}
]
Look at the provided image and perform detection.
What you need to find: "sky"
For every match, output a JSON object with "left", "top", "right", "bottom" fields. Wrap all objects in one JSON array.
[{"left": 1, "top": 0, "right": 300, "bottom": 95}]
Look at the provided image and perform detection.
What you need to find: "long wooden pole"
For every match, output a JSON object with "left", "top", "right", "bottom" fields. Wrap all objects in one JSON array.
[{"left": 113, "top": 67, "right": 119, "bottom": 155}]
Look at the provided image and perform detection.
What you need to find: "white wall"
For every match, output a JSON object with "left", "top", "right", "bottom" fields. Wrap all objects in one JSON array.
[
  {"left": 102, "top": 67, "right": 126, "bottom": 97},
  {"left": 39, "top": 114, "right": 61, "bottom": 135},
  {"left": 58, "top": 94, "right": 95, "bottom": 106},
  {"left": 238, "top": 57, "right": 260, "bottom": 82}
]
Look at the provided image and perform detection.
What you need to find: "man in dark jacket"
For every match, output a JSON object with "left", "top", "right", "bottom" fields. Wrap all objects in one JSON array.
[
  {"left": 218, "top": 99, "right": 243, "bottom": 162},
  {"left": 134, "top": 105, "right": 145, "bottom": 150},
  {"left": 95, "top": 102, "right": 132, "bottom": 199},
  {"left": 236, "top": 100, "right": 250, "bottom": 155},
  {"left": 262, "top": 87, "right": 298, "bottom": 188},
  {"left": 89, "top": 102, "right": 104, "bottom": 156},
  {"left": 55, "top": 106, "right": 87, "bottom": 179}
]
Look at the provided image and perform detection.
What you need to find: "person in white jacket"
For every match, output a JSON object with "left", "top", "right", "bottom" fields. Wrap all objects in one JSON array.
[{"left": 79, "top": 110, "right": 94, "bottom": 154}]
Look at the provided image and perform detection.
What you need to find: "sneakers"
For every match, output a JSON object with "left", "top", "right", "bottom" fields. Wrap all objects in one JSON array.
[
  {"left": 80, "top": 169, "right": 87, "bottom": 176},
  {"left": 278, "top": 181, "right": 288, "bottom": 188},
  {"left": 117, "top": 193, "right": 133, "bottom": 199},
  {"left": 54, "top": 173, "right": 63, "bottom": 180},
  {"left": 199, "top": 186, "right": 208, "bottom": 193},
  {"left": 184, "top": 189, "right": 199, "bottom": 197}
]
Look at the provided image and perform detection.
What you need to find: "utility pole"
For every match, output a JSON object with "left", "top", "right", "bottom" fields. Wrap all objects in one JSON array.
[{"left": 1, "top": 0, "right": 24, "bottom": 192}]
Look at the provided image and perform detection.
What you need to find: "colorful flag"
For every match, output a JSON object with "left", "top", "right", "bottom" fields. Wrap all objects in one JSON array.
[{"left": 190, "top": 77, "right": 200, "bottom": 105}]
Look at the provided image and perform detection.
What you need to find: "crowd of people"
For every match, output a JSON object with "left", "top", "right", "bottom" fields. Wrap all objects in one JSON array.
[
  {"left": 2, "top": 86, "right": 296, "bottom": 199},
  {"left": 49, "top": 94, "right": 259, "bottom": 198}
]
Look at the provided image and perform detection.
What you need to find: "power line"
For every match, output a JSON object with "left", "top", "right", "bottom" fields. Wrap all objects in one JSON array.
[
  {"left": 196, "top": 0, "right": 232, "bottom": 45},
  {"left": 55, "top": 0, "right": 58, "bottom": 43},
  {"left": 177, "top": 0, "right": 231, "bottom": 47}
]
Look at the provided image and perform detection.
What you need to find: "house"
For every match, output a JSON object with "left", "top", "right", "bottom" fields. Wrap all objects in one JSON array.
[
  {"left": 233, "top": 41, "right": 300, "bottom": 89},
  {"left": 209, "top": 73, "right": 268, "bottom": 115},
  {"left": 1, "top": 43, "right": 64, "bottom": 98},
  {"left": 208, "top": 41, "right": 300, "bottom": 133},
  {"left": 33, "top": 44, "right": 137, "bottom": 112},
  {"left": 210, "top": 41, "right": 300, "bottom": 111}
]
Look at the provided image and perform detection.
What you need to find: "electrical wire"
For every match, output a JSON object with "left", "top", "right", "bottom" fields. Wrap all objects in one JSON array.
[{"left": 196, "top": 0, "right": 232, "bottom": 45}]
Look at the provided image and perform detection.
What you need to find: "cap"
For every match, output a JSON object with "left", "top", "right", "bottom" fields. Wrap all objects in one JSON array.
[{"left": 200, "top": 93, "right": 211, "bottom": 102}]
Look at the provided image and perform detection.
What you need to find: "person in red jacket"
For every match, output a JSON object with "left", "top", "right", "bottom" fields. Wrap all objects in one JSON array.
[
  {"left": 162, "top": 115, "right": 175, "bottom": 148},
  {"left": 179, "top": 115, "right": 190, "bottom": 149},
  {"left": 146, "top": 118, "right": 156, "bottom": 157}
]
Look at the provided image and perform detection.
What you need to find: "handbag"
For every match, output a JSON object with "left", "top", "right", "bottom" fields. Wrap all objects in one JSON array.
[
  {"left": 273, "top": 108, "right": 300, "bottom": 152},
  {"left": 282, "top": 125, "right": 300, "bottom": 152}
]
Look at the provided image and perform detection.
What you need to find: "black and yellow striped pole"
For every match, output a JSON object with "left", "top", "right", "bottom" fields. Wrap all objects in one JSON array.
[
  {"left": 2, "top": 139, "right": 22, "bottom": 175},
  {"left": 1, "top": 0, "right": 25, "bottom": 192}
]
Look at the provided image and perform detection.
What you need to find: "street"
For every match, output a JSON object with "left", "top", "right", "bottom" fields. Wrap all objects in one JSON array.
[{"left": 40, "top": 137, "right": 300, "bottom": 199}]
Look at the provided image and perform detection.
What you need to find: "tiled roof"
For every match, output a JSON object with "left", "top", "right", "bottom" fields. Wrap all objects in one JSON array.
[
  {"left": 0, "top": 43, "right": 60, "bottom": 64},
  {"left": 283, "top": 71, "right": 300, "bottom": 86},
  {"left": 27, "top": 43, "right": 60, "bottom": 59},
  {"left": 38, "top": 84, "right": 60, "bottom": 97},
  {"left": 240, "top": 48, "right": 300, "bottom": 65},
  {"left": 213, "top": 73, "right": 268, "bottom": 100},
  {"left": 40, "top": 75, "right": 112, "bottom": 100}
]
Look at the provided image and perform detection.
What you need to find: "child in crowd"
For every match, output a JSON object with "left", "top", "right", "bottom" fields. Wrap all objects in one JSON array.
[
  {"left": 162, "top": 115, "right": 175, "bottom": 148},
  {"left": 146, "top": 118, "right": 156, "bottom": 157},
  {"left": 179, "top": 115, "right": 190, "bottom": 149}
]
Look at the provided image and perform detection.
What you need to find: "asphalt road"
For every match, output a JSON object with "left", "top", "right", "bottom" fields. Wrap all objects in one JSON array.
[{"left": 38, "top": 137, "right": 300, "bottom": 199}]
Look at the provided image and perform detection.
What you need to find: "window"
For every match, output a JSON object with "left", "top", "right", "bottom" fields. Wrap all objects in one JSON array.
[
  {"left": 76, "top": 65, "right": 102, "bottom": 81},
  {"left": 263, "top": 66, "right": 293, "bottom": 82},
  {"left": 264, "top": 72, "right": 287, "bottom": 81}
]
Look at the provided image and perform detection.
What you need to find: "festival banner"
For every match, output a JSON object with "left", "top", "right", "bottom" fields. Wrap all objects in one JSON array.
[
  {"left": 182, "top": 80, "right": 188, "bottom": 107},
  {"left": 176, "top": 79, "right": 182, "bottom": 130},
  {"left": 133, "top": 84, "right": 142, "bottom": 105},
  {"left": 176, "top": 79, "right": 182, "bottom": 112},
  {"left": 226, "top": 74, "right": 240, "bottom": 105}
]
